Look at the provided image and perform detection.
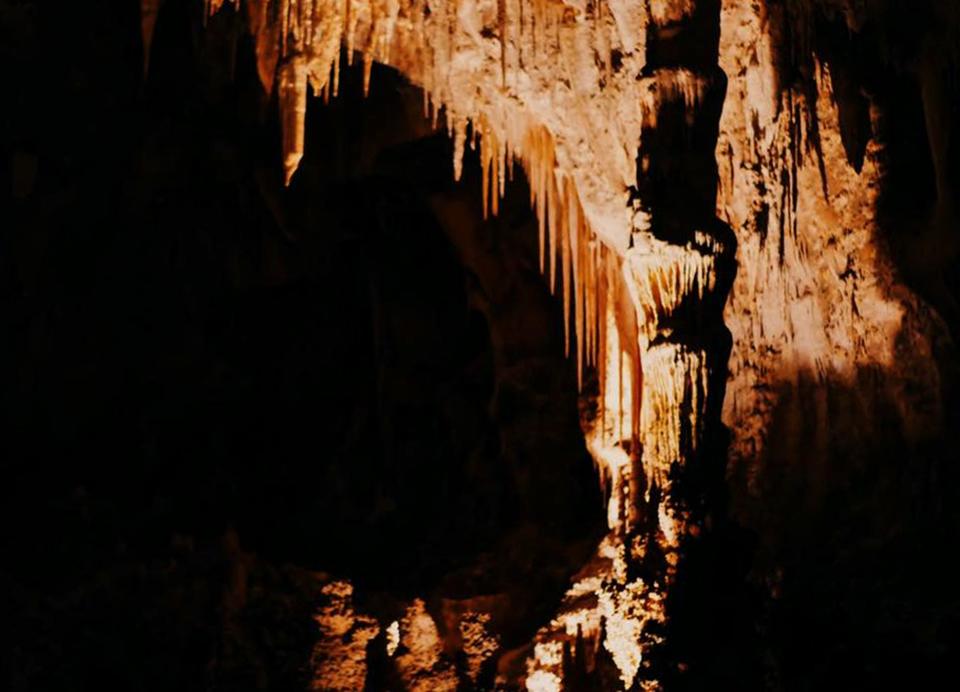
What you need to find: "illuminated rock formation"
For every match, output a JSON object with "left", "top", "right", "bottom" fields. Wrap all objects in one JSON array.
[
  {"left": 393, "top": 600, "right": 459, "bottom": 691},
  {"left": 309, "top": 581, "right": 380, "bottom": 690},
  {"left": 174, "top": 0, "right": 729, "bottom": 688},
  {"left": 174, "top": 0, "right": 647, "bottom": 259},
  {"left": 529, "top": 3, "right": 738, "bottom": 688},
  {"left": 153, "top": 0, "right": 955, "bottom": 689},
  {"left": 5, "top": 0, "right": 958, "bottom": 689},
  {"left": 716, "top": 0, "right": 949, "bottom": 515}
]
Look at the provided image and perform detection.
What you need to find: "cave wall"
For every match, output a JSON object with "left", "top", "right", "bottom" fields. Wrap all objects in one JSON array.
[
  {"left": 715, "top": 0, "right": 960, "bottom": 684},
  {"left": 3, "top": 0, "right": 959, "bottom": 689},
  {"left": 193, "top": 0, "right": 956, "bottom": 532},
  {"left": 718, "top": 0, "right": 952, "bottom": 510}
]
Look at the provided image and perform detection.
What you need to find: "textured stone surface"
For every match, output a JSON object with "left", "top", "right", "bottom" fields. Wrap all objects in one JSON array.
[
  {"left": 186, "top": 0, "right": 957, "bottom": 688},
  {"left": 6, "top": 0, "right": 954, "bottom": 689},
  {"left": 716, "top": 0, "right": 950, "bottom": 513}
]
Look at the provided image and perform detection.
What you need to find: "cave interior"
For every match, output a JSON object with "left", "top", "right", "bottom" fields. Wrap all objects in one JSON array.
[{"left": 2, "top": 0, "right": 960, "bottom": 690}]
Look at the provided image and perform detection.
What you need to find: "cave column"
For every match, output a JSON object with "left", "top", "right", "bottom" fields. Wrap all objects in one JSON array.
[{"left": 625, "top": 0, "right": 734, "bottom": 556}]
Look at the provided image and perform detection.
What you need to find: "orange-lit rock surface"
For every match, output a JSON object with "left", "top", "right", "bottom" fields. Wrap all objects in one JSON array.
[
  {"left": 309, "top": 581, "right": 380, "bottom": 690},
  {"left": 716, "top": 0, "right": 948, "bottom": 521},
  {"left": 165, "top": 0, "right": 956, "bottom": 689}
]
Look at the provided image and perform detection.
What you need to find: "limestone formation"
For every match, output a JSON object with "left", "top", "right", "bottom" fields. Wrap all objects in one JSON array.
[{"left": 156, "top": 0, "right": 955, "bottom": 688}]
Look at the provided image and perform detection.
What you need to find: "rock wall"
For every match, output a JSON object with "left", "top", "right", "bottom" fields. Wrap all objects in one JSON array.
[
  {"left": 714, "top": 1, "right": 958, "bottom": 685},
  {"left": 142, "top": 0, "right": 958, "bottom": 688},
  {"left": 717, "top": 0, "right": 949, "bottom": 511}
]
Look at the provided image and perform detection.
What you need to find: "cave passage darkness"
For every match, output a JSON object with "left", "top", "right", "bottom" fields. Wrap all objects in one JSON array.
[{"left": 1, "top": 1, "right": 604, "bottom": 689}]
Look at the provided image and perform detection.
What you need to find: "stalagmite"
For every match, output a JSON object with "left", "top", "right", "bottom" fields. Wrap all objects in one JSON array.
[
  {"left": 459, "top": 612, "right": 500, "bottom": 684},
  {"left": 394, "top": 600, "right": 459, "bottom": 690},
  {"left": 310, "top": 581, "right": 380, "bottom": 690}
]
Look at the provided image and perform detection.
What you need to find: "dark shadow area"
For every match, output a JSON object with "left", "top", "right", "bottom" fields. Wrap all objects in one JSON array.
[
  {"left": 0, "top": 1, "right": 604, "bottom": 689},
  {"left": 742, "top": 366, "right": 960, "bottom": 689}
]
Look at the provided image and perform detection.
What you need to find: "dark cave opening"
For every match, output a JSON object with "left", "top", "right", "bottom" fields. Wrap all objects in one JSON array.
[{"left": 1, "top": 2, "right": 604, "bottom": 688}]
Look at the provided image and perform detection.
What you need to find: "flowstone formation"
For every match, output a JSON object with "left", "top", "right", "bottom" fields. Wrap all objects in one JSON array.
[{"left": 147, "top": 0, "right": 955, "bottom": 688}]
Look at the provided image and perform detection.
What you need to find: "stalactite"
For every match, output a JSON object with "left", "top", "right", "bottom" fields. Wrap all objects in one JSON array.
[
  {"left": 481, "top": 123, "right": 491, "bottom": 220},
  {"left": 451, "top": 116, "right": 466, "bottom": 182},
  {"left": 196, "top": 2, "right": 734, "bottom": 689},
  {"left": 547, "top": 168, "right": 557, "bottom": 293},
  {"left": 625, "top": 231, "right": 721, "bottom": 341},
  {"left": 247, "top": 0, "right": 281, "bottom": 95},
  {"left": 279, "top": 56, "right": 308, "bottom": 185},
  {"left": 198, "top": 0, "right": 654, "bottom": 386},
  {"left": 206, "top": 0, "right": 238, "bottom": 16},
  {"left": 561, "top": 178, "right": 572, "bottom": 357},
  {"left": 140, "top": 0, "right": 162, "bottom": 75},
  {"left": 571, "top": 186, "right": 584, "bottom": 385}
]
